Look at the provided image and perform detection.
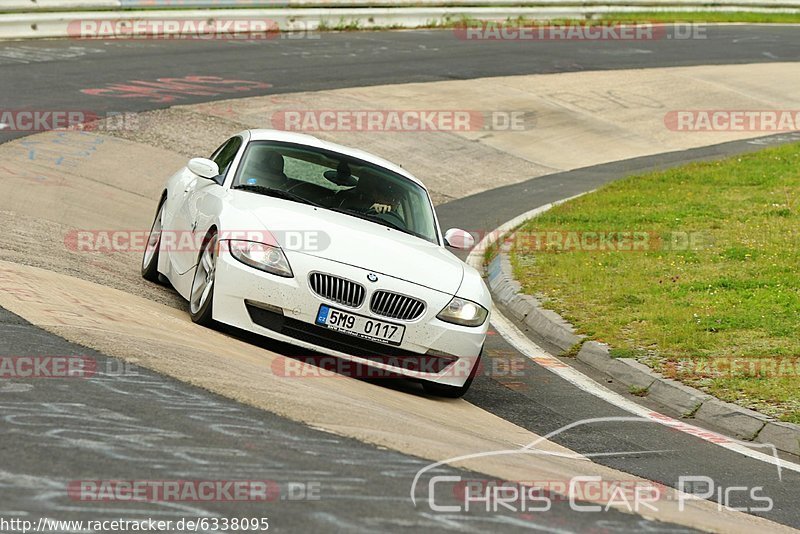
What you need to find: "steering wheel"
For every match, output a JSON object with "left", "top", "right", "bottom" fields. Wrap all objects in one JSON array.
[
  {"left": 365, "top": 207, "right": 407, "bottom": 229},
  {"left": 283, "top": 177, "right": 302, "bottom": 193}
]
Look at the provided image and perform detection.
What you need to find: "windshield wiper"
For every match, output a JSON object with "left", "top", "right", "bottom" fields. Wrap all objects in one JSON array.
[
  {"left": 329, "top": 207, "right": 415, "bottom": 236},
  {"left": 232, "top": 184, "right": 319, "bottom": 206}
]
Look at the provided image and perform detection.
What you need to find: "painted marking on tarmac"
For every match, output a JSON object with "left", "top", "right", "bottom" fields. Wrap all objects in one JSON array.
[
  {"left": 0, "top": 46, "right": 105, "bottom": 65},
  {"left": 81, "top": 76, "right": 272, "bottom": 104},
  {"left": 468, "top": 199, "right": 800, "bottom": 477},
  {"left": 16, "top": 131, "right": 104, "bottom": 170}
]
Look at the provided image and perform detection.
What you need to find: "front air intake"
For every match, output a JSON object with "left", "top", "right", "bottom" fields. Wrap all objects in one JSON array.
[
  {"left": 370, "top": 290, "right": 425, "bottom": 321},
  {"left": 309, "top": 272, "right": 366, "bottom": 308}
]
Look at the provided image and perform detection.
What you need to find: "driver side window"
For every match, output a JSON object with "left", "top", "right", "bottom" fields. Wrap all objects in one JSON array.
[{"left": 210, "top": 136, "right": 243, "bottom": 184}]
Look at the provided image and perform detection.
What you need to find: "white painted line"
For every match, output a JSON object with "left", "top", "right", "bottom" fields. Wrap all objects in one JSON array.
[
  {"left": 467, "top": 200, "right": 800, "bottom": 476},
  {"left": 491, "top": 309, "right": 800, "bottom": 477}
]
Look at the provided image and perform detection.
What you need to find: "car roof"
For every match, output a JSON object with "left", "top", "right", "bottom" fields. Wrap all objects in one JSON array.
[{"left": 244, "top": 129, "right": 425, "bottom": 188}]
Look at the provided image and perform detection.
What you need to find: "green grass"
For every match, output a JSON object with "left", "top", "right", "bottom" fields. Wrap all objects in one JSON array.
[
  {"left": 510, "top": 142, "right": 800, "bottom": 424},
  {"left": 317, "top": 18, "right": 367, "bottom": 32},
  {"left": 600, "top": 11, "right": 800, "bottom": 24}
]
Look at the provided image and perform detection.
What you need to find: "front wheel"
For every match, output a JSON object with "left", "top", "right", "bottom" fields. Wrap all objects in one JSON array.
[
  {"left": 422, "top": 348, "right": 482, "bottom": 398},
  {"left": 189, "top": 231, "right": 218, "bottom": 326}
]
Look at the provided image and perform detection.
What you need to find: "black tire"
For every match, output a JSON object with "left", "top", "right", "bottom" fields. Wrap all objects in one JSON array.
[
  {"left": 422, "top": 348, "right": 482, "bottom": 398},
  {"left": 141, "top": 198, "right": 166, "bottom": 283},
  {"left": 189, "top": 230, "right": 218, "bottom": 327}
]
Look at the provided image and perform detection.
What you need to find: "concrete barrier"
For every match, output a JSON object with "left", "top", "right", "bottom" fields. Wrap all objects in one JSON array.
[
  {"left": 2, "top": 0, "right": 797, "bottom": 40},
  {"left": 4, "top": 0, "right": 121, "bottom": 11},
  {"left": 0, "top": 8, "right": 572, "bottom": 39},
  {"left": 5, "top": 0, "right": 800, "bottom": 11}
]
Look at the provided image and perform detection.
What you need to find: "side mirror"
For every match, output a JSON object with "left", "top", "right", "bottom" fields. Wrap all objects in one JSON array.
[
  {"left": 444, "top": 228, "right": 475, "bottom": 250},
  {"left": 188, "top": 158, "right": 220, "bottom": 180}
]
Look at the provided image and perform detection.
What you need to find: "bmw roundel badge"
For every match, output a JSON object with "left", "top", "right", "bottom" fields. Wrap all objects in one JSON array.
[{"left": 367, "top": 273, "right": 378, "bottom": 283}]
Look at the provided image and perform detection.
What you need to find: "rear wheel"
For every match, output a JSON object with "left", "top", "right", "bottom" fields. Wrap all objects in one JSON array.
[
  {"left": 189, "top": 231, "right": 218, "bottom": 326},
  {"left": 141, "top": 199, "right": 165, "bottom": 283},
  {"left": 422, "top": 348, "right": 482, "bottom": 398}
]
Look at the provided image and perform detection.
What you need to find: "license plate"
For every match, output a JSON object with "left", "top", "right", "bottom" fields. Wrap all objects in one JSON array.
[{"left": 315, "top": 305, "right": 405, "bottom": 346}]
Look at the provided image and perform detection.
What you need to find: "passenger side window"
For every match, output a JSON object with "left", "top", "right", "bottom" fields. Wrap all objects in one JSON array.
[{"left": 210, "top": 136, "right": 243, "bottom": 183}]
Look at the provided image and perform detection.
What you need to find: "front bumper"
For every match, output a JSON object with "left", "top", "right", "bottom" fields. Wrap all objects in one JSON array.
[{"left": 212, "top": 246, "right": 487, "bottom": 387}]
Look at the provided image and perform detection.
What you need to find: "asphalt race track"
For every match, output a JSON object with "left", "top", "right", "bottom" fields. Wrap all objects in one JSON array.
[
  {"left": 1, "top": 25, "right": 800, "bottom": 532},
  {"left": 4, "top": 308, "right": 681, "bottom": 533},
  {"left": 2, "top": 25, "right": 800, "bottom": 145}
]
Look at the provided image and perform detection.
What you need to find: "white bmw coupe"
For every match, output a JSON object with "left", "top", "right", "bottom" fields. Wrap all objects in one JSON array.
[{"left": 142, "top": 129, "right": 490, "bottom": 397}]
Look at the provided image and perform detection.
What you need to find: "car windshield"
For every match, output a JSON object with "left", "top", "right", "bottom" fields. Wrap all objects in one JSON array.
[{"left": 232, "top": 141, "right": 439, "bottom": 244}]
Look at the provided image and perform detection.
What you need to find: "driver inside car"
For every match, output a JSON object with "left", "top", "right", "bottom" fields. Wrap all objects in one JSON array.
[{"left": 338, "top": 174, "right": 399, "bottom": 215}]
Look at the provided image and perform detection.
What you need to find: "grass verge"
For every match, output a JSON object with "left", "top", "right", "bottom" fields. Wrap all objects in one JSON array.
[
  {"left": 510, "top": 142, "right": 800, "bottom": 424},
  {"left": 599, "top": 11, "right": 800, "bottom": 24}
]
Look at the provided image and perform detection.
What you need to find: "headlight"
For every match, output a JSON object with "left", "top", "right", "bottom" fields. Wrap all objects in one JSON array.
[
  {"left": 228, "top": 240, "right": 293, "bottom": 278},
  {"left": 437, "top": 297, "right": 488, "bottom": 327}
]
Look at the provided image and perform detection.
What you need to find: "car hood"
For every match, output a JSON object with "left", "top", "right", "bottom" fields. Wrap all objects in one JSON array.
[{"left": 229, "top": 192, "right": 464, "bottom": 295}]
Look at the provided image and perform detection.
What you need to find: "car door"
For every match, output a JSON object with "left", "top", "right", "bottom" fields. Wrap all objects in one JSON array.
[{"left": 170, "top": 135, "right": 243, "bottom": 275}]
